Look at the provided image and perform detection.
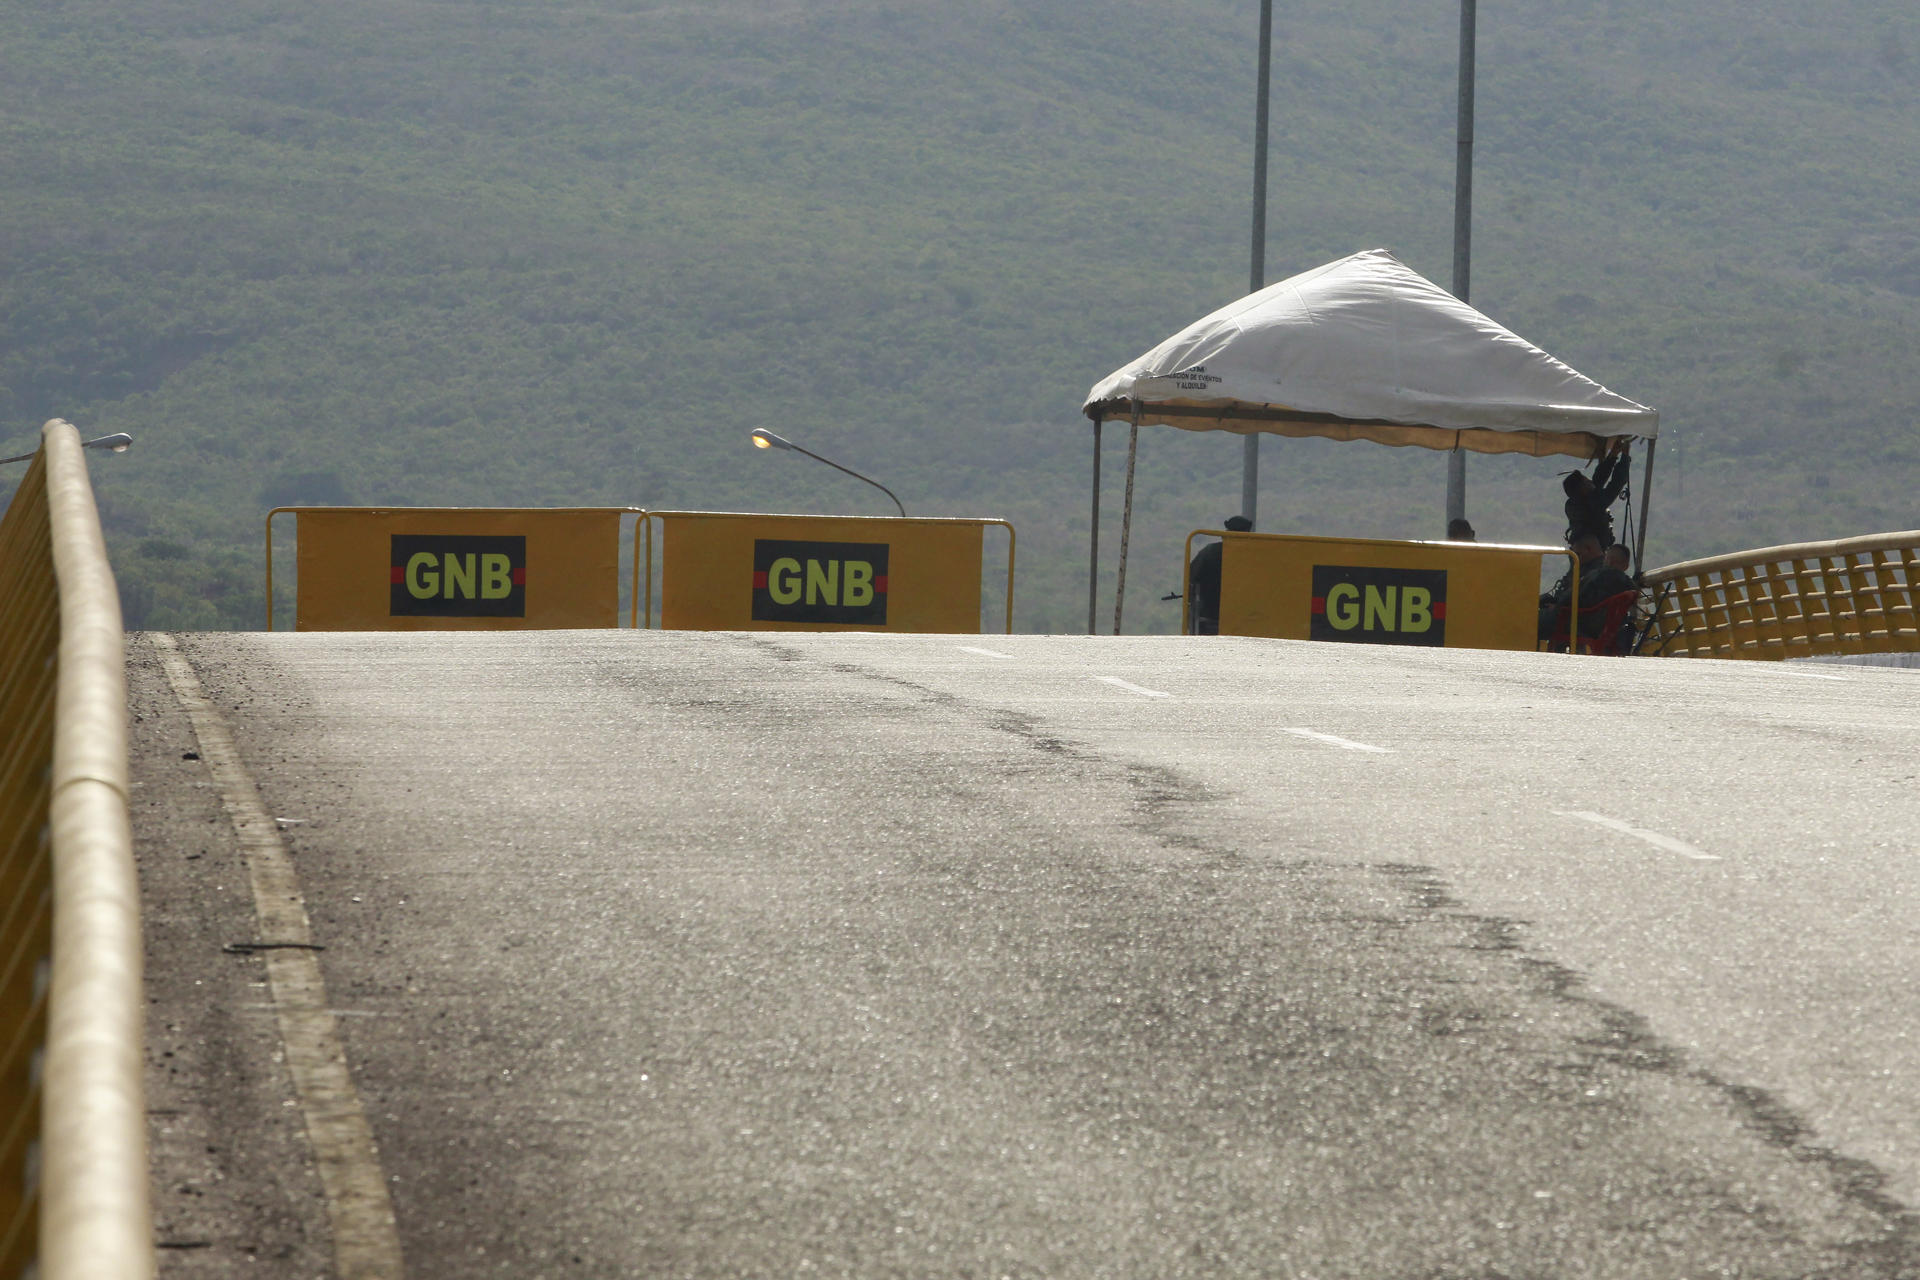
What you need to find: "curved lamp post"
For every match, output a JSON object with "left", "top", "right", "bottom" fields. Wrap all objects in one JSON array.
[
  {"left": 750, "top": 428, "right": 906, "bottom": 518},
  {"left": 1, "top": 432, "right": 134, "bottom": 465}
]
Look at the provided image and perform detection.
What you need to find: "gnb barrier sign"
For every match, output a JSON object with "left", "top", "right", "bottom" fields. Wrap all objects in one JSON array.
[
  {"left": 655, "top": 513, "right": 993, "bottom": 633},
  {"left": 291, "top": 508, "right": 622, "bottom": 631},
  {"left": 1207, "top": 532, "right": 1558, "bottom": 652},
  {"left": 1310, "top": 565, "right": 1445, "bottom": 646},
  {"left": 752, "top": 540, "right": 888, "bottom": 626},
  {"left": 391, "top": 535, "right": 527, "bottom": 618}
]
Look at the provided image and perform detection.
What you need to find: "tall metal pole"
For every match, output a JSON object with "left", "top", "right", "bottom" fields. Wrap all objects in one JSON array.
[
  {"left": 1242, "top": 0, "right": 1272, "bottom": 526},
  {"left": 1446, "top": 0, "right": 1476, "bottom": 529}
]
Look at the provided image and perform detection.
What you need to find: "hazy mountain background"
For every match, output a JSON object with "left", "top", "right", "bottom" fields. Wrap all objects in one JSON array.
[{"left": 2, "top": 0, "right": 1916, "bottom": 632}]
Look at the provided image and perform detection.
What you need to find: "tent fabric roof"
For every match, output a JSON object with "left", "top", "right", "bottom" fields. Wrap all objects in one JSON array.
[{"left": 1082, "top": 248, "right": 1657, "bottom": 460}]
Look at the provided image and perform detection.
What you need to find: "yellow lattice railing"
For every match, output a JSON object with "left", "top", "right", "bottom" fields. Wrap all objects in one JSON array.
[
  {"left": 1642, "top": 531, "right": 1920, "bottom": 660},
  {"left": 0, "top": 442, "right": 55, "bottom": 1278},
  {"left": 0, "top": 420, "right": 152, "bottom": 1279}
]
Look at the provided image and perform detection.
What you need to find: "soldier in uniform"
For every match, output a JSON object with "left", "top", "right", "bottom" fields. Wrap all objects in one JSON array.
[{"left": 1187, "top": 515, "right": 1253, "bottom": 635}]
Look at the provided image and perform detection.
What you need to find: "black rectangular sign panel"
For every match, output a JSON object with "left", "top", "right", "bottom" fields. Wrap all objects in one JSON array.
[
  {"left": 751, "top": 539, "right": 889, "bottom": 626},
  {"left": 390, "top": 534, "right": 527, "bottom": 617},
  {"left": 1309, "top": 564, "right": 1447, "bottom": 646}
]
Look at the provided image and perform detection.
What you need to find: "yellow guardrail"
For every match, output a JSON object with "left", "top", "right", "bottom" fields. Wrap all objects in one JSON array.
[
  {"left": 1180, "top": 529, "right": 1579, "bottom": 652},
  {"left": 639, "top": 511, "right": 1016, "bottom": 633},
  {"left": 266, "top": 506, "right": 650, "bottom": 629},
  {"left": 1643, "top": 531, "right": 1920, "bottom": 659},
  {"left": 0, "top": 421, "right": 152, "bottom": 1279}
]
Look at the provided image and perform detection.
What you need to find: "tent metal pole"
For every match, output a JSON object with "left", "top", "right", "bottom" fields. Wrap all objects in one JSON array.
[
  {"left": 1634, "top": 438, "right": 1658, "bottom": 574},
  {"left": 1087, "top": 417, "right": 1103, "bottom": 634},
  {"left": 1113, "top": 416, "right": 1140, "bottom": 636}
]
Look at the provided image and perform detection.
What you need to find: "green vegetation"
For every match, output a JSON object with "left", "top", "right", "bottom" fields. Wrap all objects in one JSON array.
[{"left": 2, "top": 0, "right": 1917, "bottom": 633}]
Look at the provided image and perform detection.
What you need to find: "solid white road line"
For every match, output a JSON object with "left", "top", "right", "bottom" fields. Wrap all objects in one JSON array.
[
  {"left": 956, "top": 645, "right": 1013, "bottom": 659},
  {"left": 1093, "top": 675, "right": 1174, "bottom": 699},
  {"left": 1777, "top": 668, "right": 1849, "bottom": 681},
  {"left": 1281, "top": 728, "right": 1391, "bottom": 754},
  {"left": 1553, "top": 809, "right": 1721, "bottom": 862},
  {"left": 153, "top": 634, "right": 407, "bottom": 1278}
]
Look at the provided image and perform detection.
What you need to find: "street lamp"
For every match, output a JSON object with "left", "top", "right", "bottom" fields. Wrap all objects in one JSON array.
[
  {"left": 749, "top": 428, "right": 906, "bottom": 518},
  {"left": 0, "top": 432, "right": 134, "bottom": 465}
]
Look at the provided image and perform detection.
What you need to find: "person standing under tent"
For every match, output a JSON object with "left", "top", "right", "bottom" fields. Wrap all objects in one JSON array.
[
  {"left": 1563, "top": 437, "right": 1632, "bottom": 548},
  {"left": 1187, "top": 515, "right": 1253, "bottom": 635}
]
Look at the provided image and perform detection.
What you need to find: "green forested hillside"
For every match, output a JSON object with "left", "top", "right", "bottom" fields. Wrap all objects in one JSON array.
[{"left": 2, "top": 0, "right": 1916, "bottom": 632}]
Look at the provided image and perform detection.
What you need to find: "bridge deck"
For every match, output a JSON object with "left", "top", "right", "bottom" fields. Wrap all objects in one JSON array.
[{"left": 131, "top": 631, "right": 1920, "bottom": 1277}]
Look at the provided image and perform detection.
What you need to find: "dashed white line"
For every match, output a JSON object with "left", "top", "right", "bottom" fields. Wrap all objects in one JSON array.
[
  {"left": 956, "top": 645, "right": 1013, "bottom": 659},
  {"left": 1093, "top": 675, "right": 1173, "bottom": 699},
  {"left": 1553, "top": 810, "right": 1720, "bottom": 861},
  {"left": 1281, "top": 728, "right": 1391, "bottom": 753}
]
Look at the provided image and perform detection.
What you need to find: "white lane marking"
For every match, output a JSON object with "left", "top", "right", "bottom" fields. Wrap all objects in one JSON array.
[
  {"left": 1281, "top": 728, "right": 1391, "bottom": 754},
  {"left": 153, "top": 634, "right": 407, "bottom": 1277},
  {"left": 1778, "top": 668, "right": 1848, "bottom": 681},
  {"left": 1093, "top": 675, "right": 1173, "bottom": 699},
  {"left": 1554, "top": 810, "right": 1721, "bottom": 862},
  {"left": 956, "top": 645, "right": 1013, "bottom": 659}
]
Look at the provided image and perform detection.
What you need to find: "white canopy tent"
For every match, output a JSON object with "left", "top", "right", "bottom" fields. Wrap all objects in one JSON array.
[{"left": 1080, "top": 248, "right": 1660, "bottom": 632}]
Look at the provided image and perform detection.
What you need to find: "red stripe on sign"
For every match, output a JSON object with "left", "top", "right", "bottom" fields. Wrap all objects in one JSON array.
[
  {"left": 390, "top": 566, "right": 404, "bottom": 585},
  {"left": 873, "top": 575, "right": 888, "bottom": 595},
  {"left": 512, "top": 567, "right": 527, "bottom": 585},
  {"left": 1309, "top": 596, "right": 1326, "bottom": 615},
  {"left": 1431, "top": 601, "right": 1447, "bottom": 620},
  {"left": 752, "top": 571, "right": 768, "bottom": 589}
]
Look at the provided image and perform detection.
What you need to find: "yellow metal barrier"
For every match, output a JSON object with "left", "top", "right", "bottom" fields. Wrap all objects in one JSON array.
[
  {"left": 266, "top": 506, "right": 649, "bottom": 630},
  {"left": 1644, "top": 530, "right": 1920, "bottom": 659},
  {"left": 0, "top": 446, "right": 55, "bottom": 1280},
  {"left": 0, "top": 421, "right": 152, "bottom": 1279},
  {"left": 640, "top": 511, "right": 1016, "bottom": 633},
  {"left": 1183, "top": 530, "right": 1579, "bottom": 652}
]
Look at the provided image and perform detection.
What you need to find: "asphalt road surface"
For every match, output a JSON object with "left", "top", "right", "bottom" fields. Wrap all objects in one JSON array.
[{"left": 130, "top": 630, "right": 1920, "bottom": 1278}]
